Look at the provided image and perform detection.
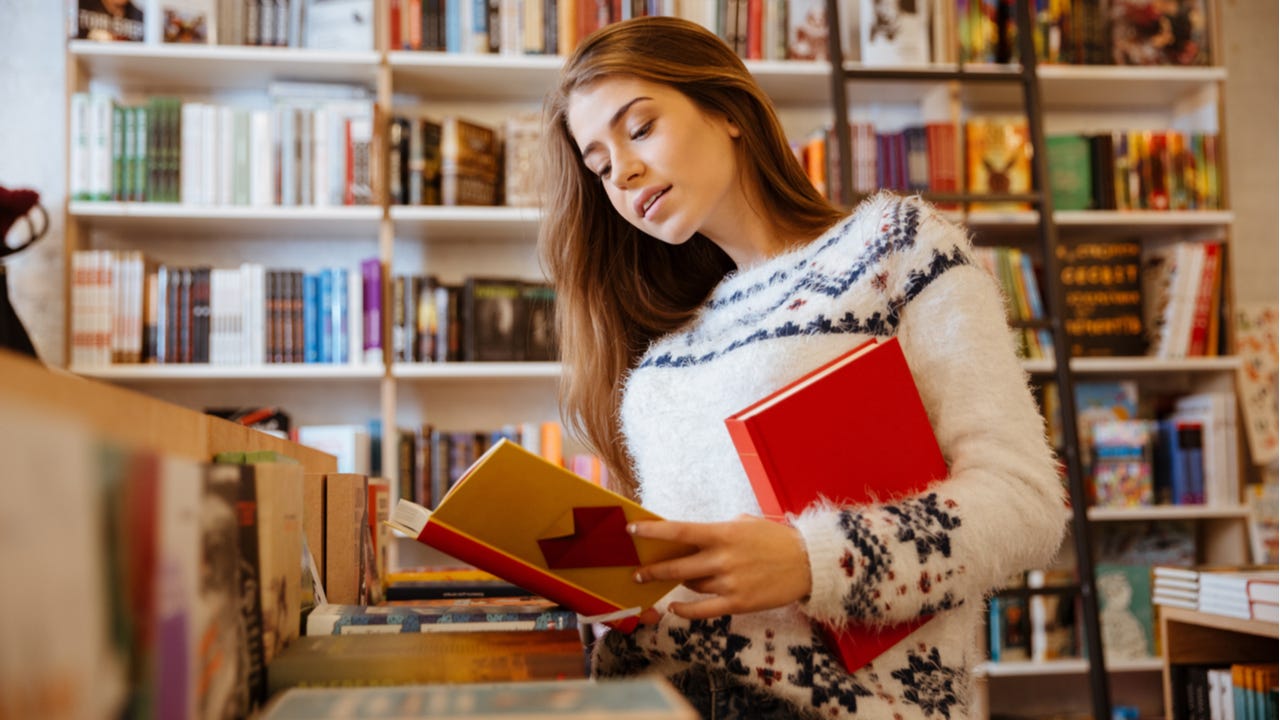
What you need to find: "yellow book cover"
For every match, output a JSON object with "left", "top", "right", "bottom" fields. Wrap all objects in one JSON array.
[
  {"left": 387, "top": 439, "right": 693, "bottom": 631},
  {"left": 966, "top": 117, "right": 1031, "bottom": 211}
]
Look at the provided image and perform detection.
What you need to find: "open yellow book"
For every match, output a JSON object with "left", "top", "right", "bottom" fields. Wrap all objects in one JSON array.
[{"left": 386, "top": 439, "right": 693, "bottom": 631}]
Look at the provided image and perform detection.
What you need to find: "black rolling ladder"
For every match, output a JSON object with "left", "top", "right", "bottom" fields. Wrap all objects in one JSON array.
[{"left": 821, "top": 1, "right": 1112, "bottom": 717}]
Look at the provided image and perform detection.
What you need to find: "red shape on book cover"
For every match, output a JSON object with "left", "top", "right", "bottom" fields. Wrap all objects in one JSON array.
[
  {"left": 537, "top": 506, "right": 641, "bottom": 570},
  {"left": 724, "top": 336, "right": 948, "bottom": 672}
]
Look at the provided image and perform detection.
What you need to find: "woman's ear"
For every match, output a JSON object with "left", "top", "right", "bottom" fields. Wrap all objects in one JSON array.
[{"left": 726, "top": 117, "right": 742, "bottom": 139}]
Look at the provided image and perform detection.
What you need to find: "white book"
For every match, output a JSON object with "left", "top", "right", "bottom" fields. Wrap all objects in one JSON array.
[
  {"left": 200, "top": 104, "right": 219, "bottom": 205},
  {"left": 1175, "top": 392, "right": 1237, "bottom": 507},
  {"left": 311, "top": 107, "right": 330, "bottom": 206},
  {"left": 347, "top": 265, "right": 363, "bottom": 365},
  {"left": 89, "top": 94, "right": 115, "bottom": 201},
  {"left": 180, "top": 101, "right": 203, "bottom": 204},
  {"left": 277, "top": 106, "right": 297, "bottom": 206},
  {"left": 209, "top": 268, "right": 228, "bottom": 364},
  {"left": 1251, "top": 600, "right": 1279, "bottom": 623},
  {"left": 217, "top": 105, "right": 236, "bottom": 205},
  {"left": 1151, "top": 593, "right": 1197, "bottom": 609},
  {"left": 70, "top": 93, "right": 91, "bottom": 200},
  {"left": 861, "top": 0, "right": 931, "bottom": 66},
  {"left": 298, "top": 108, "right": 313, "bottom": 206},
  {"left": 249, "top": 109, "right": 275, "bottom": 206},
  {"left": 297, "top": 425, "right": 371, "bottom": 474},
  {"left": 304, "top": 0, "right": 374, "bottom": 51},
  {"left": 1164, "top": 241, "right": 1205, "bottom": 358}
]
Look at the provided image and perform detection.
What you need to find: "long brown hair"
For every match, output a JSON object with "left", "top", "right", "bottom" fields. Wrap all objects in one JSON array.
[{"left": 539, "top": 16, "right": 844, "bottom": 498}]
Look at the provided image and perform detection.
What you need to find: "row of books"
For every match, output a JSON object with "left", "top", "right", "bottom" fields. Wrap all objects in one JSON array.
[
  {"left": 72, "top": 0, "right": 376, "bottom": 51},
  {"left": 962, "top": 0, "right": 1210, "bottom": 67},
  {"left": 1057, "top": 238, "right": 1227, "bottom": 359},
  {"left": 1074, "top": 382, "right": 1239, "bottom": 508},
  {"left": 388, "top": 112, "right": 542, "bottom": 208},
  {"left": 390, "top": 274, "right": 558, "bottom": 363},
  {"left": 1153, "top": 565, "right": 1279, "bottom": 623},
  {"left": 1047, "top": 131, "right": 1224, "bottom": 212},
  {"left": 798, "top": 119, "right": 1222, "bottom": 215},
  {"left": 973, "top": 245, "right": 1054, "bottom": 360},
  {"left": 1170, "top": 663, "right": 1278, "bottom": 720},
  {"left": 70, "top": 250, "right": 562, "bottom": 369},
  {"left": 69, "top": 85, "right": 376, "bottom": 207},
  {"left": 69, "top": 252, "right": 384, "bottom": 368},
  {"left": 986, "top": 568, "right": 1080, "bottom": 663},
  {"left": 385, "top": 0, "right": 1211, "bottom": 69}
]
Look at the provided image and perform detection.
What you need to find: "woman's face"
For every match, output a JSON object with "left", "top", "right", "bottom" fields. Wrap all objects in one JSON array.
[{"left": 566, "top": 75, "right": 745, "bottom": 247}]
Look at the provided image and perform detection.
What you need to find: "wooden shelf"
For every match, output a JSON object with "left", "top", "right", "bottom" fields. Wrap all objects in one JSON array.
[
  {"left": 68, "top": 40, "right": 380, "bottom": 90},
  {"left": 963, "top": 210, "right": 1234, "bottom": 235},
  {"left": 69, "top": 202, "right": 381, "bottom": 236},
  {"left": 1020, "top": 356, "right": 1242, "bottom": 374},
  {"left": 1160, "top": 606, "right": 1278, "bottom": 718},
  {"left": 958, "top": 64, "right": 1226, "bottom": 110}
]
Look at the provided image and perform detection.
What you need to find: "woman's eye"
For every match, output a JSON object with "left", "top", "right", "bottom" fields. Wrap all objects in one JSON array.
[
  {"left": 630, "top": 121, "right": 653, "bottom": 140},
  {"left": 596, "top": 164, "right": 612, "bottom": 180}
]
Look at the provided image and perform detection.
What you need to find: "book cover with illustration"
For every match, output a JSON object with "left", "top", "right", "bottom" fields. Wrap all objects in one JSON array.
[
  {"left": 965, "top": 117, "right": 1031, "bottom": 211},
  {"left": 74, "top": 0, "right": 145, "bottom": 41},
  {"left": 1110, "top": 0, "right": 1209, "bottom": 66},
  {"left": 860, "top": 0, "right": 930, "bottom": 66},
  {"left": 387, "top": 440, "right": 695, "bottom": 631},
  {"left": 161, "top": 0, "right": 216, "bottom": 43}
]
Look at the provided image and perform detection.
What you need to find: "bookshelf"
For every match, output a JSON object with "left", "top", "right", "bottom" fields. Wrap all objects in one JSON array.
[
  {"left": 60, "top": 3, "right": 1258, "bottom": 713},
  {"left": 1158, "top": 606, "right": 1278, "bottom": 719}
]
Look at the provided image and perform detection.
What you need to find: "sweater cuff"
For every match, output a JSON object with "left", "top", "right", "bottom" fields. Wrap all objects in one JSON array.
[{"left": 791, "top": 506, "right": 861, "bottom": 623}]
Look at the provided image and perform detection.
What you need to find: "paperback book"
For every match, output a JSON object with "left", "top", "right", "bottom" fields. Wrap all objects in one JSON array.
[{"left": 387, "top": 439, "right": 695, "bottom": 631}]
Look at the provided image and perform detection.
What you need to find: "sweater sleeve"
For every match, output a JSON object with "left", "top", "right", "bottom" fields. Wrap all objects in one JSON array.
[{"left": 792, "top": 200, "right": 1069, "bottom": 630}]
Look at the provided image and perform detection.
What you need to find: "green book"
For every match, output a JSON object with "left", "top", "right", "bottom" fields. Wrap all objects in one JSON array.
[{"left": 1046, "top": 134, "right": 1094, "bottom": 211}]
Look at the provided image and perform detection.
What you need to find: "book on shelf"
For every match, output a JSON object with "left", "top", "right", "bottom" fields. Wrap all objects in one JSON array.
[
  {"left": 1110, "top": 0, "right": 1210, "bottom": 67},
  {"left": 1056, "top": 239, "right": 1146, "bottom": 358},
  {"left": 1234, "top": 303, "right": 1279, "bottom": 466},
  {"left": 1090, "top": 418, "right": 1157, "bottom": 508},
  {"left": 260, "top": 676, "right": 697, "bottom": 720},
  {"left": 265, "top": 630, "right": 587, "bottom": 695},
  {"left": 161, "top": 0, "right": 216, "bottom": 43},
  {"left": 386, "top": 439, "right": 695, "bottom": 632},
  {"left": 304, "top": 0, "right": 374, "bottom": 51},
  {"left": 74, "top": 0, "right": 145, "bottom": 42},
  {"left": 965, "top": 117, "right": 1031, "bottom": 211},
  {"left": 723, "top": 336, "right": 947, "bottom": 673},
  {"left": 306, "top": 599, "right": 579, "bottom": 635},
  {"left": 859, "top": 0, "right": 930, "bottom": 66}
]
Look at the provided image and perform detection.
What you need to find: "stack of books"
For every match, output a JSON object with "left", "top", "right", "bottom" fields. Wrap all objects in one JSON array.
[{"left": 1152, "top": 565, "right": 1279, "bottom": 622}]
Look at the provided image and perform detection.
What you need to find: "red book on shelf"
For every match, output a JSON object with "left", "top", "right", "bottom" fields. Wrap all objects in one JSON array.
[{"left": 724, "top": 336, "right": 949, "bottom": 672}]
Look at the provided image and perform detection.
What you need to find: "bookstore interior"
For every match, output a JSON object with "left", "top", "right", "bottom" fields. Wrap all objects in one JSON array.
[{"left": 0, "top": 0, "right": 1277, "bottom": 718}]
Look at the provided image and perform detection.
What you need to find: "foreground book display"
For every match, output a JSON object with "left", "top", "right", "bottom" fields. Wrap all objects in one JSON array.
[
  {"left": 261, "top": 676, "right": 697, "bottom": 719},
  {"left": 266, "top": 631, "right": 587, "bottom": 694},
  {"left": 725, "top": 336, "right": 949, "bottom": 672},
  {"left": 388, "top": 439, "right": 694, "bottom": 631}
]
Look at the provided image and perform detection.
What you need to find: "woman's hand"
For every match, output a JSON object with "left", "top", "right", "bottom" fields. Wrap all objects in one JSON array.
[{"left": 630, "top": 514, "right": 812, "bottom": 620}]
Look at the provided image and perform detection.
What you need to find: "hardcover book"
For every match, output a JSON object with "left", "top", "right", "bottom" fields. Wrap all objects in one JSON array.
[
  {"left": 306, "top": 599, "right": 578, "bottom": 635},
  {"left": 723, "top": 336, "right": 947, "bottom": 672},
  {"left": 387, "top": 439, "right": 695, "bottom": 632}
]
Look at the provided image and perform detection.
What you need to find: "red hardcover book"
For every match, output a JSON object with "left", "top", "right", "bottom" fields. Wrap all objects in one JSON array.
[{"left": 724, "top": 336, "right": 948, "bottom": 672}]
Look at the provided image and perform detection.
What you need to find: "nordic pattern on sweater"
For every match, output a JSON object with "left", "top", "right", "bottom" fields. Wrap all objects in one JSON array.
[{"left": 601, "top": 193, "right": 1067, "bottom": 719}]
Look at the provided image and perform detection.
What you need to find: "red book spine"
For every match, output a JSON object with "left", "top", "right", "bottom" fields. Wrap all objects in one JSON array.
[
  {"left": 746, "top": 0, "right": 763, "bottom": 60},
  {"left": 1186, "top": 241, "right": 1219, "bottom": 357},
  {"left": 417, "top": 520, "right": 640, "bottom": 632},
  {"left": 724, "top": 422, "right": 785, "bottom": 519}
]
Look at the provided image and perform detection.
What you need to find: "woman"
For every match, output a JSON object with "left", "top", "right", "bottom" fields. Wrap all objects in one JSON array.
[{"left": 539, "top": 16, "right": 1066, "bottom": 720}]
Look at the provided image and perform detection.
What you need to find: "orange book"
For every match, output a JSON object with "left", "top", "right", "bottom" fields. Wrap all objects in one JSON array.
[
  {"left": 387, "top": 439, "right": 694, "bottom": 632},
  {"left": 724, "top": 336, "right": 948, "bottom": 672}
]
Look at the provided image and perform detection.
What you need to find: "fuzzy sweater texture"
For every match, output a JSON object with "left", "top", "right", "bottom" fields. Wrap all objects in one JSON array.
[{"left": 596, "top": 194, "right": 1067, "bottom": 719}]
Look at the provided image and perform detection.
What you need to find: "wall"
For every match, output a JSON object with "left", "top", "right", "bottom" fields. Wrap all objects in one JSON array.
[{"left": 1, "top": 2, "right": 1275, "bottom": 366}]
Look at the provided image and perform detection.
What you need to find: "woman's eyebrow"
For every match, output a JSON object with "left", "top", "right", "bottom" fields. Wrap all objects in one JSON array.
[{"left": 580, "top": 96, "right": 653, "bottom": 157}]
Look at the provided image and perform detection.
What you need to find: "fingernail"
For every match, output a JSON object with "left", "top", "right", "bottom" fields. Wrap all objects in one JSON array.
[
  {"left": 627, "top": 523, "right": 637, "bottom": 534},
  {"left": 634, "top": 571, "right": 643, "bottom": 583}
]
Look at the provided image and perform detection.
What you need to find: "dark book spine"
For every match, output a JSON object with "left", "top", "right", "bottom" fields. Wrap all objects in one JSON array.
[{"left": 233, "top": 467, "right": 268, "bottom": 708}]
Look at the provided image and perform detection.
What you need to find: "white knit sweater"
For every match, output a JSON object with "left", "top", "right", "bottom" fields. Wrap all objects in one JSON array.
[{"left": 597, "top": 193, "right": 1067, "bottom": 719}]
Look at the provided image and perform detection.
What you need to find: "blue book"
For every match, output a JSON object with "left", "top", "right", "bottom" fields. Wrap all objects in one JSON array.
[
  {"left": 319, "top": 268, "right": 334, "bottom": 364},
  {"left": 303, "top": 273, "right": 320, "bottom": 364},
  {"left": 335, "top": 268, "right": 349, "bottom": 364}
]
